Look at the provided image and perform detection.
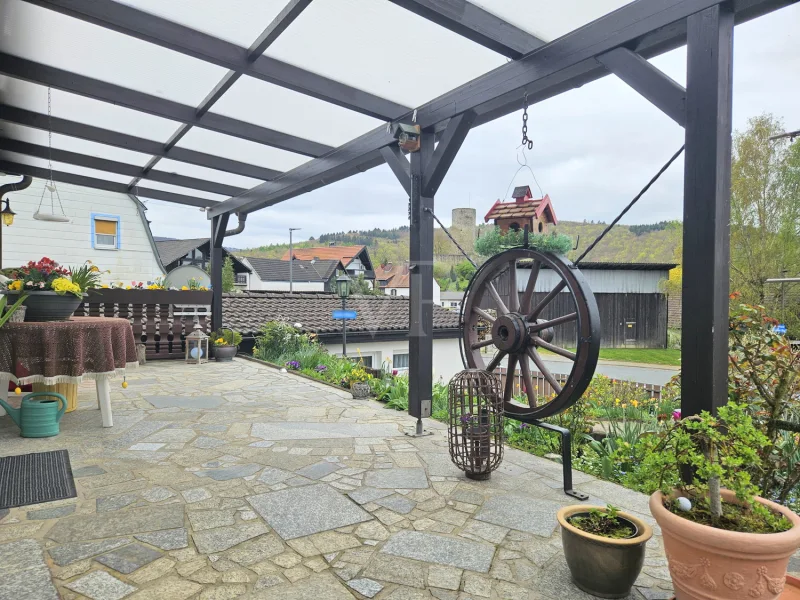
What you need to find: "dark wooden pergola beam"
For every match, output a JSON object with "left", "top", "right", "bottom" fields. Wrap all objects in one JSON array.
[
  {"left": 0, "top": 160, "right": 216, "bottom": 208},
  {"left": 422, "top": 111, "right": 476, "bottom": 196},
  {"left": 21, "top": 0, "right": 410, "bottom": 121},
  {"left": 596, "top": 48, "right": 687, "bottom": 127},
  {"left": 0, "top": 138, "right": 245, "bottom": 197},
  {"left": 386, "top": 0, "right": 544, "bottom": 59},
  {"left": 0, "top": 54, "right": 333, "bottom": 158},
  {"left": 379, "top": 145, "right": 411, "bottom": 196},
  {"left": 0, "top": 105, "right": 282, "bottom": 181}
]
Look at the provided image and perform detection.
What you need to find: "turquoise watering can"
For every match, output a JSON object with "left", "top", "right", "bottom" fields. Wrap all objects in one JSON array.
[{"left": 0, "top": 392, "right": 66, "bottom": 438}]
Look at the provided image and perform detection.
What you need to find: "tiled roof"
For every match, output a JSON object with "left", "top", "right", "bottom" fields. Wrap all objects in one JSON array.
[
  {"left": 281, "top": 246, "right": 368, "bottom": 268},
  {"left": 244, "top": 257, "right": 341, "bottom": 282},
  {"left": 222, "top": 291, "right": 460, "bottom": 336},
  {"left": 375, "top": 263, "right": 411, "bottom": 289},
  {"left": 155, "top": 237, "right": 207, "bottom": 266}
]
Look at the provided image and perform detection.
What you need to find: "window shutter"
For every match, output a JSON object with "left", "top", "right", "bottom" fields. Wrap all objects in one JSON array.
[{"left": 95, "top": 219, "right": 117, "bottom": 235}]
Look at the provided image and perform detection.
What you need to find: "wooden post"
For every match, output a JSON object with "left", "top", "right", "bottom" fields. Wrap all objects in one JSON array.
[
  {"left": 210, "top": 213, "right": 229, "bottom": 332},
  {"left": 680, "top": 5, "right": 734, "bottom": 417}
]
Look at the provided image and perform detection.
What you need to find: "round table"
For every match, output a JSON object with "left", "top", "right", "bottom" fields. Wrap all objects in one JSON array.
[{"left": 0, "top": 317, "right": 138, "bottom": 427}]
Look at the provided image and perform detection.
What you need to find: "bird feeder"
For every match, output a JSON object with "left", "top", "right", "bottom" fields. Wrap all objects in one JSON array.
[
  {"left": 447, "top": 369, "right": 504, "bottom": 480},
  {"left": 391, "top": 123, "right": 421, "bottom": 153},
  {"left": 185, "top": 323, "right": 209, "bottom": 365}
]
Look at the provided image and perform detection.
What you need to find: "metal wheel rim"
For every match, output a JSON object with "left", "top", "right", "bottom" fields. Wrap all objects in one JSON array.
[{"left": 460, "top": 248, "right": 600, "bottom": 420}]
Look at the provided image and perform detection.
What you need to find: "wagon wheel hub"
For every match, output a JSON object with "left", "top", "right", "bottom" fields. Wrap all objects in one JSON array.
[{"left": 492, "top": 313, "right": 528, "bottom": 353}]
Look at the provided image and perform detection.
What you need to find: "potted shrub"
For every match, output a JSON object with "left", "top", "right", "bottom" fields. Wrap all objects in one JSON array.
[
  {"left": 640, "top": 402, "right": 800, "bottom": 600},
  {"left": 211, "top": 328, "right": 242, "bottom": 362},
  {"left": 3, "top": 258, "right": 93, "bottom": 321},
  {"left": 557, "top": 503, "right": 652, "bottom": 598}
]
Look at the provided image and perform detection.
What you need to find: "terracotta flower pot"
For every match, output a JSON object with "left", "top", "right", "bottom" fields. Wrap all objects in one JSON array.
[
  {"left": 558, "top": 505, "right": 653, "bottom": 598},
  {"left": 649, "top": 490, "right": 800, "bottom": 600}
]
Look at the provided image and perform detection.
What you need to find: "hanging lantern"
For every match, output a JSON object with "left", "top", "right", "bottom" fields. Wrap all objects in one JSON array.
[
  {"left": 448, "top": 370, "right": 504, "bottom": 480},
  {"left": 1, "top": 198, "right": 15, "bottom": 227},
  {"left": 185, "top": 323, "right": 209, "bottom": 365}
]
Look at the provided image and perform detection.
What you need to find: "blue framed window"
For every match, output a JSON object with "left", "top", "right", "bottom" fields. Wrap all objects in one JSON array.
[{"left": 91, "top": 213, "right": 120, "bottom": 250}]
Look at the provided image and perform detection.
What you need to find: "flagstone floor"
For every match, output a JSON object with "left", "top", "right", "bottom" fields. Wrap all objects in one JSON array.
[{"left": 0, "top": 358, "right": 678, "bottom": 600}]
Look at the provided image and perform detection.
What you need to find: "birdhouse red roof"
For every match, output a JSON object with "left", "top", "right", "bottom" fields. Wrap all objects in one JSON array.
[{"left": 483, "top": 192, "right": 558, "bottom": 225}]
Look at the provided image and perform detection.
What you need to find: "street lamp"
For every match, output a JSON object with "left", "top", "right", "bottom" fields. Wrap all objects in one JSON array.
[
  {"left": 337, "top": 273, "right": 351, "bottom": 357},
  {"left": 288, "top": 227, "right": 301, "bottom": 293}
]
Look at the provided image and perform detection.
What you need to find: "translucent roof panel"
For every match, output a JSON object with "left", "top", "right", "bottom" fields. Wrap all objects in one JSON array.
[
  {"left": 210, "top": 76, "right": 383, "bottom": 148},
  {"left": 176, "top": 128, "right": 311, "bottom": 173},
  {"left": 131, "top": 180, "right": 228, "bottom": 203},
  {"left": 2, "top": 0, "right": 227, "bottom": 106},
  {"left": 0, "top": 151, "right": 133, "bottom": 185},
  {"left": 264, "top": 0, "right": 507, "bottom": 107},
  {"left": 471, "top": 0, "right": 635, "bottom": 42},
  {"left": 118, "top": 0, "right": 290, "bottom": 48},
  {"left": 0, "top": 77, "right": 182, "bottom": 142},
  {"left": 154, "top": 159, "right": 263, "bottom": 189},
  {"left": 0, "top": 121, "right": 154, "bottom": 167}
]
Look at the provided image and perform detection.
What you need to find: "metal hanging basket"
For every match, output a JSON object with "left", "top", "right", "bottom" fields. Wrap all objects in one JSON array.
[{"left": 447, "top": 369, "right": 504, "bottom": 480}]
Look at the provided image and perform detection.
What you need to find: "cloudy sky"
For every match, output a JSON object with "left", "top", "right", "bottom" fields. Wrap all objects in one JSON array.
[{"left": 142, "top": 5, "right": 800, "bottom": 249}]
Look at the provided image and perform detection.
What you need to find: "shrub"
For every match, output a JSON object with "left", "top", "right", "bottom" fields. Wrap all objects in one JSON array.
[
  {"left": 253, "top": 321, "right": 316, "bottom": 362},
  {"left": 475, "top": 227, "right": 573, "bottom": 257}
]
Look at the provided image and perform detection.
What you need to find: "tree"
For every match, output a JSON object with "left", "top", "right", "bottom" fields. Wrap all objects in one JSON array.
[
  {"left": 730, "top": 114, "right": 800, "bottom": 309},
  {"left": 221, "top": 256, "right": 236, "bottom": 292}
]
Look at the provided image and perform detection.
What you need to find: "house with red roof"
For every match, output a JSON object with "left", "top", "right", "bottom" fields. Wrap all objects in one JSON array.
[
  {"left": 281, "top": 245, "right": 375, "bottom": 284},
  {"left": 483, "top": 186, "right": 558, "bottom": 234}
]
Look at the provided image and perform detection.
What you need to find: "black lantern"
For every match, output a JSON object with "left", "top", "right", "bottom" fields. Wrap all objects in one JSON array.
[
  {"left": 337, "top": 273, "right": 351, "bottom": 299},
  {"left": 448, "top": 369, "right": 504, "bottom": 480},
  {"left": 1, "top": 198, "right": 16, "bottom": 227}
]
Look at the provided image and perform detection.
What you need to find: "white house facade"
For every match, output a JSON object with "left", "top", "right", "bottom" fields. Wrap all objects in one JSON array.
[{"left": 1, "top": 176, "right": 164, "bottom": 282}]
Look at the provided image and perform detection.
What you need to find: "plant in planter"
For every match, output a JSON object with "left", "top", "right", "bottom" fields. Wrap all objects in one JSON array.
[
  {"left": 211, "top": 328, "right": 242, "bottom": 362},
  {"left": 3, "top": 257, "right": 85, "bottom": 321},
  {"left": 0, "top": 293, "right": 28, "bottom": 327},
  {"left": 635, "top": 402, "right": 800, "bottom": 600},
  {"left": 346, "top": 366, "right": 372, "bottom": 398},
  {"left": 558, "top": 503, "right": 652, "bottom": 598}
]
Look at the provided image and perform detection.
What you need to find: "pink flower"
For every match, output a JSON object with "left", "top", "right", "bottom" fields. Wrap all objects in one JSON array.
[
  {"left": 25, "top": 281, "right": 33, "bottom": 286},
  {"left": 392, "top": 369, "right": 398, "bottom": 376},
  {"left": 672, "top": 409, "right": 681, "bottom": 421}
]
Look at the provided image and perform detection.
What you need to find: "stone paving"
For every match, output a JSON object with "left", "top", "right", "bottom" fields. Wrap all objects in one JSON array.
[{"left": 0, "top": 358, "right": 678, "bottom": 600}]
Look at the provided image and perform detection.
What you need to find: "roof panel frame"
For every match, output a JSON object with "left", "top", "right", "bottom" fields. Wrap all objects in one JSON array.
[
  {"left": 0, "top": 160, "right": 216, "bottom": 208},
  {"left": 21, "top": 0, "right": 411, "bottom": 121},
  {"left": 0, "top": 53, "right": 333, "bottom": 158},
  {"left": 0, "top": 104, "right": 282, "bottom": 181},
  {"left": 210, "top": 0, "right": 796, "bottom": 218},
  {"left": 386, "top": 0, "right": 545, "bottom": 58}
]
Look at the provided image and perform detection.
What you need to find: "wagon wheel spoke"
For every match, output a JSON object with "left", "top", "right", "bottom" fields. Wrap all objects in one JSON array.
[
  {"left": 528, "top": 312, "right": 577, "bottom": 333},
  {"left": 526, "top": 347, "right": 563, "bottom": 394},
  {"left": 508, "top": 259, "right": 519, "bottom": 312},
  {"left": 473, "top": 307, "right": 496, "bottom": 324},
  {"left": 470, "top": 338, "right": 495, "bottom": 350},
  {"left": 520, "top": 260, "right": 540, "bottom": 314},
  {"left": 528, "top": 280, "right": 566, "bottom": 320},
  {"left": 503, "top": 354, "right": 518, "bottom": 404},
  {"left": 485, "top": 350, "right": 507, "bottom": 372},
  {"left": 518, "top": 353, "right": 537, "bottom": 407},
  {"left": 533, "top": 336, "right": 576, "bottom": 361},
  {"left": 487, "top": 282, "right": 509, "bottom": 315}
]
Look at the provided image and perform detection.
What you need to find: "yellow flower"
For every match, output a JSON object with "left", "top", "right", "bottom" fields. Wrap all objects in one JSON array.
[
  {"left": 101, "top": 284, "right": 110, "bottom": 288},
  {"left": 614, "top": 398, "right": 621, "bottom": 405},
  {"left": 621, "top": 403, "right": 627, "bottom": 409},
  {"left": 632, "top": 400, "right": 639, "bottom": 408},
  {"left": 51, "top": 278, "right": 82, "bottom": 296},
  {"left": 90, "top": 265, "right": 100, "bottom": 272},
  {"left": 181, "top": 286, "right": 189, "bottom": 291},
  {"left": 125, "top": 285, "right": 132, "bottom": 289},
  {"left": 7, "top": 280, "right": 22, "bottom": 291}
]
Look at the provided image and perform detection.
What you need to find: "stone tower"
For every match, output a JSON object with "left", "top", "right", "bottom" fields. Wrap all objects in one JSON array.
[{"left": 451, "top": 208, "right": 477, "bottom": 251}]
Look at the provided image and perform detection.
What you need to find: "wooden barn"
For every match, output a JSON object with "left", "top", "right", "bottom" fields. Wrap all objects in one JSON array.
[{"left": 486, "top": 262, "right": 675, "bottom": 349}]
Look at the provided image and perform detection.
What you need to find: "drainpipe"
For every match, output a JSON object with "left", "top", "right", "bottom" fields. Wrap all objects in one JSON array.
[
  {"left": 0, "top": 175, "right": 33, "bottom": 269},
  {"left": 225, "top": 213, "right": 247, "bottom": 237}
]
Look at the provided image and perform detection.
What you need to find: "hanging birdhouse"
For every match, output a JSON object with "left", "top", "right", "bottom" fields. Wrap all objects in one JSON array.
[
  {"left": 185, "top": 323, "right": 209, "bottom": 365},
  {"left": 392, "top": 123, "right": 421, "bottom": 153}
]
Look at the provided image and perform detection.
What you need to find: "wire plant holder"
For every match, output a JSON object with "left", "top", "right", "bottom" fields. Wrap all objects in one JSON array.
[{"left": 448, "top": 369, "right": 504, "bottom": 480}]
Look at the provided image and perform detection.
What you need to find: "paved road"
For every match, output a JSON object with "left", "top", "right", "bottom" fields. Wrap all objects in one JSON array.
[{"left": 540, "top": 357, "right": 678, "bottom": 386}]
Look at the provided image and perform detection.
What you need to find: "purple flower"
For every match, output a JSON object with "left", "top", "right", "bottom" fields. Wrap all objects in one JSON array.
[
  {"left": 519, "top": 423, "right": 530, "bottom": 430},
  {"left": 314, "top": 364, "right": 328, "bottom": 372},
  {"left": 460, "top": 413, "right": 473, "bottom": 425},
  {"left": 672, "top": 409, "right": 682, "bottom": 422},
  {"left": 285, "top": 360, "right": 301, "bottom": 370}
]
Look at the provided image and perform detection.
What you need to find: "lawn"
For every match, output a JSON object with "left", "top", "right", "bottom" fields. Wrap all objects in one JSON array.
[{"left": 596, "top": 348, "right": 681, "bottom": 366}]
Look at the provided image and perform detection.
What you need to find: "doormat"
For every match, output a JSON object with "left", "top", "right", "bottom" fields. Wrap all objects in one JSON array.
[{"left": 0, "top": 449, "right": 77, "bottom": 509}]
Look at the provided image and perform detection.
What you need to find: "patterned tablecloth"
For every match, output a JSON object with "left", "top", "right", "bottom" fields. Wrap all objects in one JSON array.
[{"left": 0, "top": 317, "right": 138, "bottom": 385}]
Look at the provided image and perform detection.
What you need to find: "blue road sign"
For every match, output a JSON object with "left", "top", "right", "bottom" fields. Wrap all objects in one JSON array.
[
  {"left": 775, "top": 324, "right": 788, "bottom": 335},
  {"left": 333, "top": 310, "right": 357, "bottom": 321}
]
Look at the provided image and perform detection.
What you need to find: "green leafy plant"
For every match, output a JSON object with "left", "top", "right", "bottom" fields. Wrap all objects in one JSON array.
[
  {"left": 475, "top": 227, "right": 573, "bottom": 257},
  {"left": 345, "top": 366, "right": 371, "bottom": 387},
  {"left": 0, "top": 293, "right": 27, "bottom": 328},
  {"left": 385, "top": 376, "right": 410, "bottom": 411},
  {"left": 568, "top": 504, "right": 635, "bottom": 539},
  {"left": 210, "top": 329, "right": 242, "bottom": 347},
  {"left": 631, "top": 402, "right": 792, "bottom": 533},
  {"left": 69, "top": 261, "right": 105, "bottom": 292},
  {"left": 254, "top": 321, "right": 316, "bottom": 362}
]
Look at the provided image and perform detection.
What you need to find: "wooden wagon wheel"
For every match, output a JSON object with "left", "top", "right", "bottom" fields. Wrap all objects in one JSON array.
[{"left": 460, "top": 248, "right": 600, "bottom": 421}]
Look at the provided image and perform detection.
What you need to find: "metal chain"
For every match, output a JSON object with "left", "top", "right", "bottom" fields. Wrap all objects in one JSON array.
[
  {"left": 521, "top": 94, "right": 533, "bottom": 150},
  {"left": 47, "top": 87, "right": 54, "bottom": 179}
]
